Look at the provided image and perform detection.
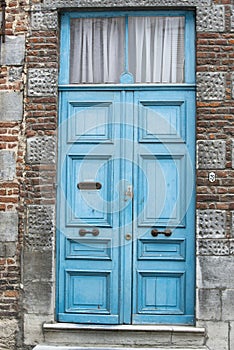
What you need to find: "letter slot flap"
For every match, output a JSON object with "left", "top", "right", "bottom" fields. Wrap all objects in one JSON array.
[{"left": 77, "top": 182, "right": 102, "bottom": 190}]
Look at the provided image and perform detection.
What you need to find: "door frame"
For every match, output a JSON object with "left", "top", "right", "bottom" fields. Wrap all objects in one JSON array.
[{"left": 57, "top": 9, "right": 196, "bottom": 325}]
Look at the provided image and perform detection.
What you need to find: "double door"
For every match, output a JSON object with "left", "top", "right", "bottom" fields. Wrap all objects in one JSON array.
[{"left": 57, "top": 87, "right": 195, "bottom": 324}]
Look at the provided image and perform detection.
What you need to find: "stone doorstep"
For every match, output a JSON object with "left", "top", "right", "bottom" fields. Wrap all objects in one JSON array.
[
  {"left": 42, "top": 324, "right": 207, "bottom": 349},
  {"left": 34, "top": 347, "right": 209, "bottom": 350}
]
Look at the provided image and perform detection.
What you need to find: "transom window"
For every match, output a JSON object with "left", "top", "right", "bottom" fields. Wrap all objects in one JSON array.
[{"left": 60, "top": 11, "right": 195, "bottom": 85}]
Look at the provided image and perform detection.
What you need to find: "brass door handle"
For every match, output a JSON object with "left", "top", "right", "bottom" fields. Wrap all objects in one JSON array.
[
  {"left": 79, "top": 228, "right": 99, "bottom": 237},
  {"left": 151, "top": 229, "right": 172, "bottom": 237}
]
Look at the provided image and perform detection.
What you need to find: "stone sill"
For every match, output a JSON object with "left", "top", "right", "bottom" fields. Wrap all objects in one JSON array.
[{"left": 43, "top": 323, "right": 205, "bottom": 334}]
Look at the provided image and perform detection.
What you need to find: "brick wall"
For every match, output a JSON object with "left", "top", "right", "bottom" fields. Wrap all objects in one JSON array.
[
  {"left": 0, "top": 0, "right": 234, "bottom": 349},
  {"left": 0, "top": 0, "right": 28, "bottom": 349}
]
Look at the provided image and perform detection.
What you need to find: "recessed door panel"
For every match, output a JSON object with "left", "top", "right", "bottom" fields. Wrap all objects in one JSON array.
[
  {"left": 66, "top": 155, "right": 113, "bottom": 226},
  {"left": 138, "top": 154, "right": 186, "bottom": 227},
  {"left": 138, "top": 101, "right": 186, "bottom": 143},
  {"left": 138, "top": 239, "right": 186, "bottom": 261},
  {"left": 65, "top": 271, "right": 111, "bottom": 313},
  {"left": 66, "top": 238, "right": 112, "bottom": 260},
  {"left": 137, "top": 272, "right": 185, "bottom": 314},
  {"left": 67, "top": 102, "right": 113, "bottom": 143}
]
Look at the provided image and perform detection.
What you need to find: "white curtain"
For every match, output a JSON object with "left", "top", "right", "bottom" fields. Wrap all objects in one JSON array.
[
  {"left": 128, "top": 16, "right": 184, "bottom": 83},
  {"left": 70, "top": 17, "right": 125, "bottom": 84},
  {"left": 70, "top": 16, "right": 184, "bottom": 84}
]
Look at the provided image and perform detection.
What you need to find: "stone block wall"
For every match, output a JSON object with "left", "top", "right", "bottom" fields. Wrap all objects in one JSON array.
[
  {"left": 0, "top": 0, "right": 234, "bottom": 349},
  {"left": 196, "top": 3, "right": 234, "bottom": 349},
  {"left": 22, "top": 1, "right": 58, "bottom": 347}
]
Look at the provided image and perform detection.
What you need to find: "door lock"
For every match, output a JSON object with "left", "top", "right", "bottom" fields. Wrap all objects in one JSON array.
[
  {"left": 125, "top": 185, "right": 133, "bottom": 201},
  {"left": 125, "top": 233, "right": 132, "bottom": 240}
]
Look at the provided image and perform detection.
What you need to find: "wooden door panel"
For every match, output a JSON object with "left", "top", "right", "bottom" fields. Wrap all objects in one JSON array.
[
  {"left": 137, "top": 153, "right": 186, "bottom": 227},
  {"left": 138, "top": 101, "right": 186, "bottom": 143},
  {"left": 137, "top": 271, "right": 185, "bottom": 314},
  {"left": 138, "top": 238, "right": 186, "bottom": 261},
  {"left": 57, "top": 91, "right": 121, "bottom": 324},
  {"left": 65, "top": 271, "right": 111, "bottom": 313},
  {"left": 67, "top": 101, "right": 113, "bottom": 143},
  {"left": 65, "top": 238, "right": 112, "bottom": 260},
  {"left": 66, "top": 154, "right": 113, "bottom": 226}
]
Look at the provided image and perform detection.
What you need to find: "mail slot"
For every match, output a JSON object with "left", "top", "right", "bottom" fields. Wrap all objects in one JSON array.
[{"left": 77, "top": 182, "right": 102, "bottom": 190}]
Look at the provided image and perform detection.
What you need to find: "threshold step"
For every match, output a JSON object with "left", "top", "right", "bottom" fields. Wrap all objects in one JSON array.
[
  {"left": 43, "top": 324, "right": 206, "bottom": 332},
  {"left": 34, "top": 347, "right": 209, "bottom": 350},
  {"left": 43, "top": 324, "right": 207, "bottom": 348}
]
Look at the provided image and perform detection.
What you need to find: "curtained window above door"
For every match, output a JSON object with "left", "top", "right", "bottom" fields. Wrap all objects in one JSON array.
[{"left": 69, "top": 15, "right": 185, "bottom": 84}]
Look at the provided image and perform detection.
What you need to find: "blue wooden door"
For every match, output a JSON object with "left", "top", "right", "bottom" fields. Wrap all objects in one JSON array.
[
  {"left": 57, "top": 10, "right": 196, "bottom": 325},
  {"left": 57, "top": 87, "right": 195, "bottom": 324}
]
